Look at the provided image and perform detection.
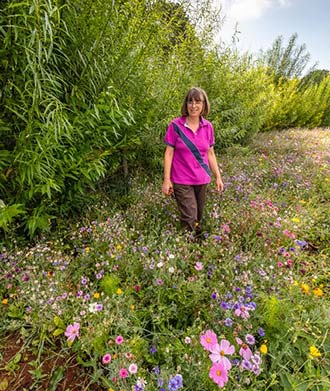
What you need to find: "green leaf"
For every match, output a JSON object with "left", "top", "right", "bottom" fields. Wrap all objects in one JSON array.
[
  {"left": 53, "top": 316, "right": 65, "bottom": 329},
  {"left": 53, "top": 329, "right": 64, "bottom": 337}
]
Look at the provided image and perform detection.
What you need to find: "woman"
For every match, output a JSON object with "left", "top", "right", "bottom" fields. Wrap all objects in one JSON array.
[{"left": 162, "top": 87, "right": 224, "bottom": 236}]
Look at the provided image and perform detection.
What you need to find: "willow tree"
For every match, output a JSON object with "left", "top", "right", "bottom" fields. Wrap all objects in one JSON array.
[
  {"left": 0, "top": 0, "right": 142, "bottom": 235},
  {"left": 261, "top": 33, "right": 311, "bottom": 83},
  {"left": 0, "top": 0, "right": 216, "bottom": 236}
]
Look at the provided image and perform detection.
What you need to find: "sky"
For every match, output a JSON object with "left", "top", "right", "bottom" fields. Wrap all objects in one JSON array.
[{"left": 215, "top": 0, "right": 330, "bottom": 71}]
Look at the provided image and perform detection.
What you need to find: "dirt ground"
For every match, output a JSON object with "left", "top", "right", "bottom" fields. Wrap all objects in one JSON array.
[{"left": 0, "top": 334, "right": 99, "bottom": 391}]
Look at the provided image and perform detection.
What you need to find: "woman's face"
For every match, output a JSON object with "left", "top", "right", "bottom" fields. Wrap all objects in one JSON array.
[{"left": 187, "top": 95, "right": 204, "bottom": 118}]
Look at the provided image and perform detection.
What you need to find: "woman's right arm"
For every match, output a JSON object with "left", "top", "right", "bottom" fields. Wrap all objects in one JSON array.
[{"left": 162, "top": 145, "right": 174, "bottom": 195}]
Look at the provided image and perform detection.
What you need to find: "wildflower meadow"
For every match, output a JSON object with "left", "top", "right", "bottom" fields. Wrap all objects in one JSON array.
[{"left": 1, "top": 129, "right": 329, "bottom": 390}]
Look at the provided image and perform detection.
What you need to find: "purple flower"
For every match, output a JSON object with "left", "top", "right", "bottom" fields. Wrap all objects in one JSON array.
[
  {"left": 150, "top": 345, "right": 157, "bottom": 354},
  {"left": 241, "top": 359, "right": 252, "bottom": 370},
  {"left": 258, "top": 327, "right": 265, "bottom": 337},
  {"left": 221, "top": 301, "right": 232, "bottom": 310},
  {"left": 295, "top": 239, "right": 308, "bottom": 248},
  {"left": 245, "top": 334, "right": 255, "bottom": 345},
  {"left": 224, "top": 318, "right": 233, "bottom": 327},
  {"left": 168, "top": 374, "right": 183, "bottom": 391}
]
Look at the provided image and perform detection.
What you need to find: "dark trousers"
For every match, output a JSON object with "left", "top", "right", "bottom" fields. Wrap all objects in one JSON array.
[{"left": 173, "top": 183, "right": 207, "bottom": 231}]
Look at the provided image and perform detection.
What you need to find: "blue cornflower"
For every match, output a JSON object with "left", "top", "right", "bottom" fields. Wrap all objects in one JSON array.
[
  {"left": 220, "top": 301, "right": 232, "bottom": 310},
  {"left": 168, "top": 374, "right": 183, "bottom": 391}
]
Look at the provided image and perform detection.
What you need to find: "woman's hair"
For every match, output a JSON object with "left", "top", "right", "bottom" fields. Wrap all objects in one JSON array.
[{"left": 181, "top": 87, "right": 210, "bottom": 117}]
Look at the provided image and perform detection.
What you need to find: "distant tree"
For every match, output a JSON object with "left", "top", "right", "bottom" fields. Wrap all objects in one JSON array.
[
  {"left": 301, "top": 69, "right": 330, "bottom": 85},
  {"left": 261, "top": 33, "right": 311, "bottom": 82}
]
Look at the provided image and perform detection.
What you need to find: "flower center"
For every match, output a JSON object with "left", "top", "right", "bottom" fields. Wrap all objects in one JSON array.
[
  {"left": 216, "top": 369, "right": 222, "bottom": 376},
  {"left": 220, "top": 350, "right": 225, "bottom": 356}
]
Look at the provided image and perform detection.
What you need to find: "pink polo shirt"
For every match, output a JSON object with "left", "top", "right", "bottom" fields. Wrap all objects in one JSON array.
[{"left": 164, "top": 116, "right": 215, "bottom": 185}]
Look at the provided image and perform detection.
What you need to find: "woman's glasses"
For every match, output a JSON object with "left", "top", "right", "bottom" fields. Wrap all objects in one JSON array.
[{"left": 187, "top": 100, "right": 204, "bottom": 106}]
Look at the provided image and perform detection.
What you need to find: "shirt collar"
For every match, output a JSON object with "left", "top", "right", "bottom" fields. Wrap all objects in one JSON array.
[{"left": 178, "top": 116, "right": 206, "bottom": 126}]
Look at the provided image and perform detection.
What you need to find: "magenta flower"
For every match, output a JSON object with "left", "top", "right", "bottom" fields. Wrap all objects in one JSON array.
[
  {"left": 200, "top": 330, "right": 218, "bottom": 351},
  {"left": 209, "top": 362, "right": 229, "bottom": 388},
  {"left": 209, "top": 339, "right": 235, "bottom": 370},
  {"left": 115, "top": 335, "right": 124, "bottom": 345},
  {"left": 119, "top": 368, "right": 129, "bottom": 378},
  {"left": 64, "top": 322, "right": 80, "bottom": 342},
  {"left": 102, "top": 353, "right": 112, "bottom": 364}
]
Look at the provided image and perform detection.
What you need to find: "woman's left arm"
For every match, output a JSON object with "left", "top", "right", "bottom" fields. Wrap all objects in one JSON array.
[{"left": 208, "top": 147, "right": 224, "bottom": 192}]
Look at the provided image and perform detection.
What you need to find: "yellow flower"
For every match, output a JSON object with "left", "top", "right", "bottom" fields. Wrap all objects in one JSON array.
[
  {"left": 2, "top": 298, "right": 8, "bottom": 305},
  {"left": 116, "top": 244, "right": 122, "bottom": 250},
  {"left": 298, "top": 200, "right": 306, "bottom": 204},
  {"left": 108, "top": 388, "right": 115, "bottom": 391},
  {"left": 93, "top": 292, "right": 100, "bottom": 299},
  {"left": 260, "top": 344, "right": 268, "bottom": 354},
  {"left": 116, "top": 288, "right": 123, "bottom": 295},
  {"left": 313, "top": 288, "right": 323, "bottom": 297},
  {"left": 84, "top": 247, "right": 90, "bottom": 253},
  {"left": 309, "top": 345, "right": 321, "bottom": 358},
  {"left": 301, "top": 283, "right": 310, "bottom": 294},
  {"left": 292, "top": 217, "right": 300, "bottom": 223},
  {"left": 130, "top": 304, "right": 135, "bottom": 311},
  {"left": 293, "top": 280, "right": 299, "bottom": 286}
]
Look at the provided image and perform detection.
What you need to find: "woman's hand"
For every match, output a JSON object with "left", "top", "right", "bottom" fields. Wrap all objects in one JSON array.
[
  {"left": 215, "top": 176, "right": 224, "bottom": 192},
  {"left": 162, "top": 145, "right": 174, "bottom": 196},
  {"left": 162, "top": 179, "right": 174, "bottom": 196}
]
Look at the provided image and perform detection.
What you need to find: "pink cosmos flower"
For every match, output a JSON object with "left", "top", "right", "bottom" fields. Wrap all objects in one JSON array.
[
  {"left": 102, "top": 353, "right": 112, "bottom": 364},
  {"left": 239, "top": 343, "right": 253, "bottom": 360},
  {"left": 64, "top": 322, "right": 80, "bottom": 342},
  {"left": 119, "top": 368, "right": 129, "bottom": 378},
  {"left": 194, "top": 262, "right": 204, "bottom": 271},
  {"left": 234, "top": 304, "right": 251, "bottom": 319},
  {"left": 282, "top": 229, "right": 295, "bottom": 239},
  {"left": 209, "top": 339, "right": 235, "bottom": 370},
  {"left": 236, "top": 337, "right": 253, "bottom": 360},
  {"left": 128, "top": 363, "right": 138, "bottom": 374},
  {"left": 209, "top": 362, "right": 229, "bottom": 388},
  {"left": 200, "top": 330, "right": 218, "bottom": 351},
  {"left": 115, "top": 335, "right": 124, "bottom": 345}
]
